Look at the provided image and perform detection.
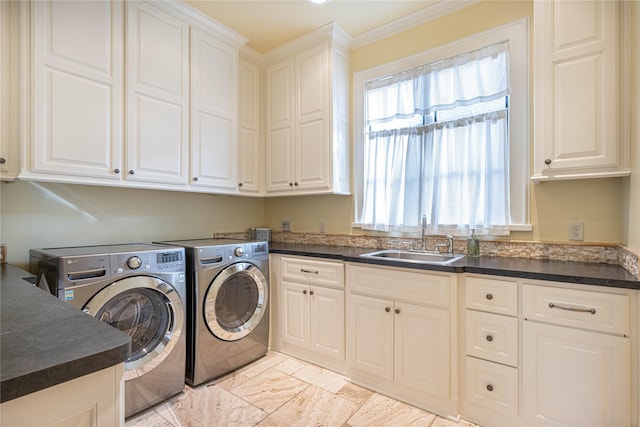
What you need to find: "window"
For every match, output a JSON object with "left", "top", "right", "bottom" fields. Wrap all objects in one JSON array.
[{"left": 353, "top": 19, "right": 530, "bottom": 235}]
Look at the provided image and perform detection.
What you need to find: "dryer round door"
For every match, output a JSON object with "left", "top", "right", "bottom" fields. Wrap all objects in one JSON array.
[
  {"left": 204, "top": 262, "right": 268, "bottom": 341},
  {"left": 83, "top": 276, "right": 184, "bottom": 380}
]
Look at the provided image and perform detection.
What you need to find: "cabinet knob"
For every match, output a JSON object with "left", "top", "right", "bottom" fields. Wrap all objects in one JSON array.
[
  {"left": 294, "top": 182, "right": 299, "bottom": 186},
  {"left": 486, "top": 335, "right": 493, "bottom": 342},
  {"left": 114, "top": 168, "right": 120, "bottom": 174},
  {"left": 309, "top": 290, "right": 314, "bottom": 296},
  {"left": 385, "top": 307, "right": 391, "bottom": 313},
  {"left": 239, "top": 182, "right": 243, "bottom": 187},
  {"left": 485, "top": 293, "right": 493, "bottom": 300},
  {"left": 544, "top": 159, "right": 552, "bottom": 165},
  {"left": 395, "top": 308, "right": 400, "bottom": 314},
  {"left": 303, "top": 290, "right": 307, "bottom": 295},
  {"left": 486, "top": 384, "right": 494, "bottom": 392},
  {"left": 0, "top": 158, "right": 6, "bottom": 164},
  {"left": 129, "top": 170, "right": 135, "bottom": 175},
  {"left": 193, "top": 177, "right": 198, "bottom": 182},
  {"left": 289, "top": 182, "right": 293, "bottom": 187}
]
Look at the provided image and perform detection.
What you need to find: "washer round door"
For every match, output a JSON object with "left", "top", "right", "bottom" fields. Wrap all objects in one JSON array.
[
  {"left": 83, "top": 276, "right": 184, "bottom": 380},
  {"left": 204, "top": 262, "right": 268, "bottom": 341}
]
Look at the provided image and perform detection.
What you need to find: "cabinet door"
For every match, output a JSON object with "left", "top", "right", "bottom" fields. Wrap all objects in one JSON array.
[
  {"left": 281, "top": 281, "right": 310, "bottom": 349},
  {"left": 239, "top": 57, "right": 261, "bottom": 193},
  {"left": 348, "top": 293, "right": 393, "bottom": 380},
  {"left": 295, "top": 41, "right": 330, "bottom": 191},
  {"left": 0, "top": 0, "right": 15, "bottom": 179},
  {"left": 522, "top": 321, "right": 630, "bottom": 427},
  {"left": 265, "top": 58, "right": 294, "bottom": 192},
  {"left": 126, "top": 2, "right": 188, "bottom": 185},
  {"left": 533, "top": 0, "right": 622, "bottom": 179},
  {"left": 394, "top": 302, "right": 450, "bottom": 400},
  {"left": 32, "top": 1, "right": 123, "bottom": 179},
  {"left": 191, "top": 28, "right": 238, "bottom": 191},
  {"left": 310, "top": 286, "right": 344, "bottom": 361}
]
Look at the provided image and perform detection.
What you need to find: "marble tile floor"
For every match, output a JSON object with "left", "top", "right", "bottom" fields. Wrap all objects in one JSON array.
[{"left": 126, "top": 351, "right": 480, "bottom": 427}]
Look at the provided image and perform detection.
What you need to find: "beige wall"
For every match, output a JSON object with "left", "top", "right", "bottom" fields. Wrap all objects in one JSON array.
[
  {"left": 0, "top": 181, "right": 266, "bottom": 268},
  {"left": 623, "top": 1, "right": 640, "bottom": 249},
  {"left": 266, "top": 0, "right": 628, "bottom": 245}
]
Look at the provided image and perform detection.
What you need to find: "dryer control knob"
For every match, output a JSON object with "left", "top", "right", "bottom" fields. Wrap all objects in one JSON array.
[
  {"left": 127, "top": 256, "right": 142, "bottom": 269},
  {"left": 234, "top": 247, "right": 245, "bottom": 257}
]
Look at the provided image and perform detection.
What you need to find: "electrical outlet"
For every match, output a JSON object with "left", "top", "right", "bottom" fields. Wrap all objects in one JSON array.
[
  {"left": 281, "top": 219, "right": 291, "bottom": 232},
  {"left": 568, "top": 222, "right": 584, "bottom": 241},
  {"left": 319, "top": 220, "right": 326, "bottom": 233}
]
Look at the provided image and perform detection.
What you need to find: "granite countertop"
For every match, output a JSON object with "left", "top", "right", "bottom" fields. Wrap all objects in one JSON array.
[
  {"left": 269, "top": 243, "right": 640, "bottom": 290},
  {"left": 0, "top": 264, "right": 131, "bottom": 403}
]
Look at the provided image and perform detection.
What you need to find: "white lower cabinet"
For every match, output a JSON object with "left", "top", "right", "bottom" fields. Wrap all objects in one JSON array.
[
  {"left": 522, "top": 283, "right": 631, "bottom": 427},
  {"left": 276, "top": 256, "right": 345, "bottom": 372},
  {"left": 461, "top": 276, "right": 636, "bottom": 427},
  {"left": 0, "top": 364, "right": 124, "bottom": 427},
  {"left": 281, "top": 280, "right": 345, "bottom": 362},
  {"left": 522, "top": 321, "right": 630, "bottom": 427},
  {"left": 461, "top": 275, "right": 519, "bottom": 427},
  {"left": 346, "top": 263, "right": 456, "bottom": 418}
]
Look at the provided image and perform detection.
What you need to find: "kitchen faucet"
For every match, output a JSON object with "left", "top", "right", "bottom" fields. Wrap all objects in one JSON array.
[{"left": 410, "top": 215, "right": 454, "bottom": 255}]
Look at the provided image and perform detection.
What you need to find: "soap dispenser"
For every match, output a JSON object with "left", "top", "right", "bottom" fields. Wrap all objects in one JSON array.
[{"left": 467, "top": 229, "right": 480, "bottom": 257}]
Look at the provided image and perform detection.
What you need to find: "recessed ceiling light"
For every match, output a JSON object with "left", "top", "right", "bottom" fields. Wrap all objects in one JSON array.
[{"left": 309, "top": 0, "right": 329, "bottom": 4}]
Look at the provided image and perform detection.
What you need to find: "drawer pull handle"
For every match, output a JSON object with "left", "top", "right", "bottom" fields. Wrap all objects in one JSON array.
[
  {"left": 300, "top": 268, "right": 319, "bottom": 274},
  {"left": 385, "top": 307, "right": 391, "bottom": 313},
  {"left": 548, "top": 302, "right": 596, "bottom": 314},
  {"left": 486, "top": 335, "right": 493, "bottom": 342},
  {"left": 485, "top": 293, "right": 493, "bottom": 300},
  {"left": 486, "top": 384, "right": 494, "bottom": 392}
]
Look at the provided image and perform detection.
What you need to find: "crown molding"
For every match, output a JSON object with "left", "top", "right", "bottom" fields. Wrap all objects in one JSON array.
[{"left": 351, "top": 0, "right": 480, "bottom": 50}]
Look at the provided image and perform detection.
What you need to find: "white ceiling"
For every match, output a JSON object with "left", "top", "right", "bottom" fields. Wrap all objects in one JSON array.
[{"left": 184, "top": 0, "right": 442, "bottom": 53}]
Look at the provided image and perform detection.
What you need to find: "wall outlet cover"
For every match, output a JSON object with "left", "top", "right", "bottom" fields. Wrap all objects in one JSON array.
[
  {"left": 281, "top": 220, "right": 291, "bottom": 232},
  {"left": 568, "top": 222, "right": 584, "bottom": 241}
]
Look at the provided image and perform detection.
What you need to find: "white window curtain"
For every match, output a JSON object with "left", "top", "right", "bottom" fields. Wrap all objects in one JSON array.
[{"left": 360, "top": 42, "right": 511, "bottom": 236}]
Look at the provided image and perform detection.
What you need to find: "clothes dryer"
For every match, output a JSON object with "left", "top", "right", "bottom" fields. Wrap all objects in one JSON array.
[
  {"left": 156, "top": 239, "right": 269, "bottom": 386},
  {"left": 29, "top": 243, "right": 186, "bottom": 418}
]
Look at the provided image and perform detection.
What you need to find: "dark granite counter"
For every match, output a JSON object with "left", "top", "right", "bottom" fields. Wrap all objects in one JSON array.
[
  {"left": 0, "top": 264, "right": 131, "bottom": 403},
  {"left": 269, "top": 243, "right": 640, "bottom": 290}
]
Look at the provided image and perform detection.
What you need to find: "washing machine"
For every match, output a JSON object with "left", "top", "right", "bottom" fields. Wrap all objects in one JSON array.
[
  {"left": 29, "top": 243, "right": 186, "bottom": 418},
  {"left": 155, "top": 238, "right": 269, "bottom": 386}
]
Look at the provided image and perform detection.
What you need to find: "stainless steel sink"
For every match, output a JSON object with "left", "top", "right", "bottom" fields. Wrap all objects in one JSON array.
[{"left": 360, "top": 249, "right": 465, "bottom": 265}]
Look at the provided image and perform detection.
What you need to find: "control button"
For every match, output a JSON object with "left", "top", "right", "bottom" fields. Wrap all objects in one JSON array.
[
  {"left": 116, "top": 268, "right": 123, "bottom": 274},
  {"left": 145, "top": 264, "right": 151, "bottom": 270},
  {"left": 127, "top": 256, "right": 142, "bottom": 269},
  {"left": 234, "top": 247, "right": 245, "bottom": 257}
]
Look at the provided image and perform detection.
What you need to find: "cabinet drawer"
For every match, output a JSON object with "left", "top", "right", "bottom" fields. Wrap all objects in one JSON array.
[
  {"left": 464, "top": 356, "right": 518, "bottom": 417},
  {"left": 347, "top": 264, "right": 451, "bottom": 308},
  {"left": 466, "top": 310, "right": 518, "bottom": 367},
  {"left": 465, "top": 276, "right": 517, "bottom": 316},
  {"left": 282, "top": 256, "right": 344, "bottom": 288},
  {"left": 522, "top": 284, "right": 629, "bottom": 336}
]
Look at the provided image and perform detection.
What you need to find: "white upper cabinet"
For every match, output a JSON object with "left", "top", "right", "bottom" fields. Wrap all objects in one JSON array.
[
  {"left": 238, "top": 54, "right": 262, "bottom": 194},
  {"left": 190, "top": 27, "right": 239, "bottom": 192},
  {"left": 126, "top": 2, "right": 189, "bottom": 186},
  {"left": 265, "top": 24, "right": 350, "bottom": 196},
  {"left": 0, "top": 1, "right": 18, "bottom": 180},
  {"left": 532, "top": 0, "right": 630, "bottom": 182},
  {"left": 29, "top": 0, "right": 124, "bottom": 181},
  {"left": 23, "top": 0, "right": 247, "bottom": 193}
]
